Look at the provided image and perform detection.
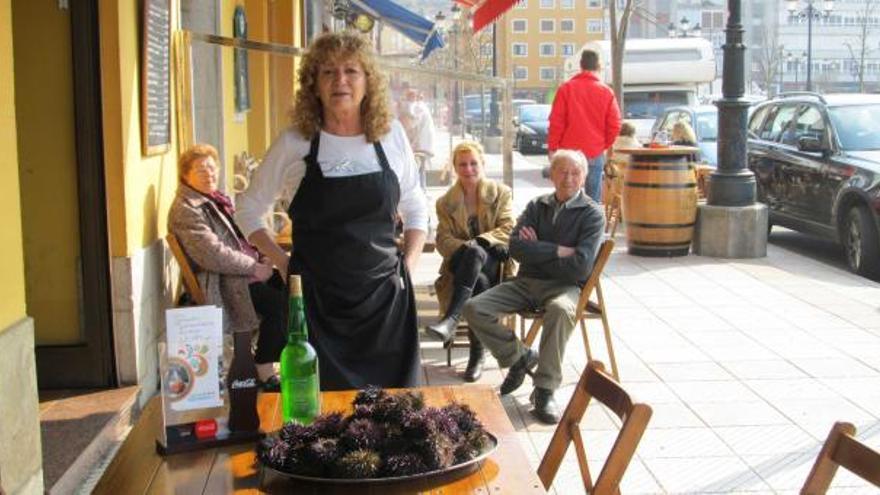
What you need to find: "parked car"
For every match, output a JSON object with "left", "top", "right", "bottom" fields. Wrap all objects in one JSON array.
[
  {"left": 514, "top": 104, "right": 551, "bottom": 154},
  {"left": 651, "top": 105, "right": 719, "bottom": 167},
  {"left": 464, "top": 95, "right": 537, "bottom": 134},
  {"left": 746, "top": 92, "right": 880, "bottom": 278}
]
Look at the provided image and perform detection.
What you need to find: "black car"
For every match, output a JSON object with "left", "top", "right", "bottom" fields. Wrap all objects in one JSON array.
[
  {"left": 747, "top": 93, "right": 880, "bottom": 278},
  {"left": 514, "top": 104, "right": 551, "bottom": 154}
]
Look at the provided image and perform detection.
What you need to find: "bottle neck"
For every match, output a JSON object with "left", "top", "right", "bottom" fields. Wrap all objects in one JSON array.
[{"left": 287, "top": 296, "right": 308, "bottom": 342}]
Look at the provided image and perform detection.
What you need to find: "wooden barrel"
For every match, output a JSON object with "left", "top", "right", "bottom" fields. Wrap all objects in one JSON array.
[{"left": 619, "top": 147, "right": 698, "bottom": 257}]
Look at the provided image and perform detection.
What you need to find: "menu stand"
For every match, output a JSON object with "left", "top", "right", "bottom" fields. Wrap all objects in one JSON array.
[{"left": 156, "top": 307, "right": 263, "bottom": 455}]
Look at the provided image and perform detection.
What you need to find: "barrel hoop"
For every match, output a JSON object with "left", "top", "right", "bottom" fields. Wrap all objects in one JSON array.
[
  {"left": 629, "top": 164, "right": 695, "bottom": 171},
  {"left": 627, "top": 222, "right": 696, "bottom": 229},
  {"left": 624, "top": 182, "right": 697, "bottom": 189},
  {"left": 630, "top": 240, "right": 693, "bottom": 247}
]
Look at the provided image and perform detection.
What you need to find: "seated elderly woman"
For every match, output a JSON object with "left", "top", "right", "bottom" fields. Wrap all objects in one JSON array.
[
  {"left": 168, "top": 144, "right": 286, "bottom": 390},
  {"left": 425, "top": 141, "right": 515, "bottom": 382}
]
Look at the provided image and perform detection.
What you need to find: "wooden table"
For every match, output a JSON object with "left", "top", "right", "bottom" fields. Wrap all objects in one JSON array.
[{"left": 94, "top": 385, "right": 546, "bottom": 494}]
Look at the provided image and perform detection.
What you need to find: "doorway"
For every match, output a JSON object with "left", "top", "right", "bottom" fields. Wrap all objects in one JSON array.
[{"left": 12, "top": 0, "right": 113, "bottom": 388}]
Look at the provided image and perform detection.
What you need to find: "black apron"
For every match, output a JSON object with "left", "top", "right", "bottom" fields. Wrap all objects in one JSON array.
[{"left": 287, "top": 133, "right": 421, "bottom": 391}]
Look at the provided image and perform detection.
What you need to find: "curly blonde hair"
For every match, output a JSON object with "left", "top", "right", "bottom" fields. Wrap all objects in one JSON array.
[{"left": 291, "top": 32, "right": 392, "bottom": 143}]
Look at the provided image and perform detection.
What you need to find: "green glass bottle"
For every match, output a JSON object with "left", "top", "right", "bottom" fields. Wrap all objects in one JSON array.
[{"left": 280, "top": 275, "right": 320, "bottom": 424}]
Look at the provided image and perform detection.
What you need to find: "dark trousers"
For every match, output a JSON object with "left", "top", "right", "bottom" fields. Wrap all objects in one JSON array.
[
  {"left": 449, "top": 244, "right": 501, "bottom": 297},
  {"left": 249, "top": 271, "right": 287, "bottom": 364}
]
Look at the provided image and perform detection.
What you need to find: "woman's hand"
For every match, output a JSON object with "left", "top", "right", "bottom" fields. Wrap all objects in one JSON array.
[
  {"left": 248, "top": 228, "right": 291, "bottom": 279},
  {"left": 254, "top": 262, "right": 274, "bottom": 282}
]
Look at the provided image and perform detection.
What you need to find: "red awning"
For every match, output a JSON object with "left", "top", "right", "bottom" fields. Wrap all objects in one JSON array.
[
  {"left": 472, "top": 0, "right": 517, "bottom": 33},
  {"left": 454, "top": 0, "right": 479, "bottom": 7}
]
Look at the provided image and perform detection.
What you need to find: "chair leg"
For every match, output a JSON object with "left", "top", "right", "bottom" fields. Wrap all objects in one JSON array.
[
  {"left": 447, "top": 341, "right": 452, "bottom": 367},
  {"left": 524, "top": 318, "right": 543, "bottom": 348},
  {"left": 579, "top": 319, "right": 593, "bottom": 362},
  {"left": 596, "top": 283, "right": 619, "bottom": 381}
]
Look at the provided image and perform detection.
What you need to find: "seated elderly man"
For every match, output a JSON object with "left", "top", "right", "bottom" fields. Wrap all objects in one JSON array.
[{"left": 462, "top": 149, "right": 605, "bottom": 424}]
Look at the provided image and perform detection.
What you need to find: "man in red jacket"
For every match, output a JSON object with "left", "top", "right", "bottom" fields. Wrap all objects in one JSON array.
[{"left": 548, "top": 49, "right": 621, "bottom": 202}]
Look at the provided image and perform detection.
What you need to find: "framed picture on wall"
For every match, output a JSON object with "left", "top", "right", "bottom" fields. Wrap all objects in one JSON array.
[{"left": 141, "top": 0, "right": 172, "bottom": 156}]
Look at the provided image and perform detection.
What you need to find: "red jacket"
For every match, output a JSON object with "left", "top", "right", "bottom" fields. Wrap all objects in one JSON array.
[{"left": 548, "top": 71, "right": 621, "bottom": 159}]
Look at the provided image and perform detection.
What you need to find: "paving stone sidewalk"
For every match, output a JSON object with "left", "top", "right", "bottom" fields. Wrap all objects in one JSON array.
[{"left": 411, "top": 144, "right": 880, "bottom": 493}]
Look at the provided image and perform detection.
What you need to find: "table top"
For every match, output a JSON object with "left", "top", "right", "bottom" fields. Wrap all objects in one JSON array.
[
  {"left": 93, "top": 385, "right": 546, "bottom": 494},
  {"left": 616, "top": 145, "right": 699, "bottom": 156}
]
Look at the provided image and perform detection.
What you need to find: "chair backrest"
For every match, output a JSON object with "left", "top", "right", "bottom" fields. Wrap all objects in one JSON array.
[
  {"left": 537, "top": 360, "right": 652, "bottom": 493},
  {"left": 166, "top": 232, "right": 206, "bottom": 305},
  {"left": 801, "top": 422, "right": 880, "bottom": 494},
  {"left": 574, "top": 239, "right": 615, "bottom": 320}
]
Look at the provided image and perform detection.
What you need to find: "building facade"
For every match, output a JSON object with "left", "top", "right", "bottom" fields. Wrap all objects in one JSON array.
[{"left": 500, "top": 0, "right": 605, "bottom": 102}]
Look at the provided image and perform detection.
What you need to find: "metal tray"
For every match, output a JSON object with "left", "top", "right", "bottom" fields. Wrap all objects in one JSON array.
[{"left": 260, "top": 432, "right": 498, "bottom": 485}]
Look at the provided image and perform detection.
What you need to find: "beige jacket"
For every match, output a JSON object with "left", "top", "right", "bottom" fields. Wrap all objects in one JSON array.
[
  {"left": 167, "top": 184, "right": 260, "bottom": 334},
  {"left": 434, "top": 179, "right": 515, "bottom": 313}
]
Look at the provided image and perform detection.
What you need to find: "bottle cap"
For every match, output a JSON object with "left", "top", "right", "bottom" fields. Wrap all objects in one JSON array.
[{"left": 289, "top": 274, "right": 302, "bottom": 296}]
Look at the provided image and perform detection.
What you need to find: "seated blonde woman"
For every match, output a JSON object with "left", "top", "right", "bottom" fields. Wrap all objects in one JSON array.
[
  {"left": 671, "top": 121, "right": 697, "bottom": 146},
  {"left": 168, "top": 144, "right": 286, "bottom": 390},
  {"left": 425, "top": 141, "right": 515, "bottom": 382}
]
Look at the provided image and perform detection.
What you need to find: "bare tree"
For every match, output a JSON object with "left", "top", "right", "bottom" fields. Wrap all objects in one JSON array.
[
  {"left": 608, "top": 0, "right": 638, "bottom": 113},
  {"left": 844, "top": 0, "right": 878, "bottom": 92},
  {"left": 753, "top": 25, "right": 785, "bottom": 96}
]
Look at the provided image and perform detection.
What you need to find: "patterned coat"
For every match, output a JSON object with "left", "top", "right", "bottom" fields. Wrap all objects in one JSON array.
[
  {"left": 434, "top": 179, "right": 515, "bottom": 314},
  {"left": 168, "top": 184, "right": 260, "bottom": 334}
]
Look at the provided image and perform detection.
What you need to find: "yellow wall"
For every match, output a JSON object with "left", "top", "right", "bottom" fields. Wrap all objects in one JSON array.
[
  {"left": 100, "top": 0, "right": 179, "bottom": 257},
  {"left": 0, "top": 0, "right": 27, "bottom": 332},
  {"left": 11, "top": 1, "right": 82, "bottom": 344},
  {"left": 246, "top": 0, "right": 271, "bottom": 156}
]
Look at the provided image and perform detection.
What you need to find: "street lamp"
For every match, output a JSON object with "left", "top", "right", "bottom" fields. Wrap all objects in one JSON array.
[
  {"left": 787, "top": 51, "right": 806, "bottom": 88},
  {"left": 667, "top": 17, "right": 702, "bottom": 38},
  {"left": 786, "top": 0, "right": 834, "bottom": 92}
]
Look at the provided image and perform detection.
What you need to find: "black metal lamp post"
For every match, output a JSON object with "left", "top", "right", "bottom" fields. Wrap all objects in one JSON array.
[
  {"left": 667, "top": 17, "right": 702, "bottom": 38},
  {"left": 786, "top": 0, "right": 834, "bottom": 92},
  {"left": 693, "top": 0, "right": 768, "bottom": 259},
  {"left": 709, "top": 1, "right": 754, "bottom": 206},
  {"left": 787, "top": 51, "right": 806, "bottom": 88}
]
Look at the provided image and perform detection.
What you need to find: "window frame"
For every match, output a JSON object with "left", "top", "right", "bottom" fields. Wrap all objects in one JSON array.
[
  {"left": 587, "top": 19, "right": 603, "bottom": 33},
  {"left": 560, "top": 18, "right": 575, "bottom": 32},
  {"left": 512, "top": 42, "right": 528, "bottom": 57},
  {"left": 539, "top": 42, "right": 556, "bottom": 57},
  {"left": 540, "top": 19, "right": 556, "bottom": 33},
  {"left": 539, "top": 66, "right": 556, "bottom": 81},
  {"left": 511, "top": 18, "right": 527, "bottom": 33}
]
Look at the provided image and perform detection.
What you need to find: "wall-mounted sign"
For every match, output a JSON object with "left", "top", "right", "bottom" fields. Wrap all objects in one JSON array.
[{"left": 141, "top": 0, "right": 172, "bottom": 156}]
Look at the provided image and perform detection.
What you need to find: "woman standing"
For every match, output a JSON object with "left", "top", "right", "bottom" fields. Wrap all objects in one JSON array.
[
  {"left": 236, "top": 32, "right": 428, "bottom": 390},
  {"left": 425, "top": 142, "right": 514, "bottom": 382}
]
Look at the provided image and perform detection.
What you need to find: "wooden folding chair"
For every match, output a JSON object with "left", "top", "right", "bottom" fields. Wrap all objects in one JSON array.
[
  {"left": 166, "top": 232, "right": 206, "bottom": 305},
  {"left": 801, "top": 422, "right": 880, "bottom": 494},
  {"left": 538, "top": 360, "right": 652, "bottom": 493},
  {"left": 518, "top": 239, "right": 619, "bottom": 380}
]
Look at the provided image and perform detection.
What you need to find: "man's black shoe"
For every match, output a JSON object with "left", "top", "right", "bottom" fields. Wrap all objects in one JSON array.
[
  {"left": 530, "top": 387, "right": 560, "bottom": 424},
  {"left": 499, "top": 349, "right": 538, "bottom": 395}
]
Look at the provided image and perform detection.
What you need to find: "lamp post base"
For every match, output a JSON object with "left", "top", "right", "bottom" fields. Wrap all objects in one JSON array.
[{"left": 693, "top": 203, "right": 768, "bottom": 258}]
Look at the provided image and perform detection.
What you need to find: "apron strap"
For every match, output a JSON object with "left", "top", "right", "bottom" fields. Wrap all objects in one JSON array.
[{"left": 373, "top": 141, "right": 392, "bottom": 173}]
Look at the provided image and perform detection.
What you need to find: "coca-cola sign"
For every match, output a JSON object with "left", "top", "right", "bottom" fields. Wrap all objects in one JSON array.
[{"left": 230, "top": 377, "right": 257, "bottom": 390}]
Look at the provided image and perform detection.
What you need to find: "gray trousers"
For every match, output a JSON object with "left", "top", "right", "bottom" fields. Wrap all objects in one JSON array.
[{"left": 462, "top": 277, "right": 580, "bottom": 391}]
